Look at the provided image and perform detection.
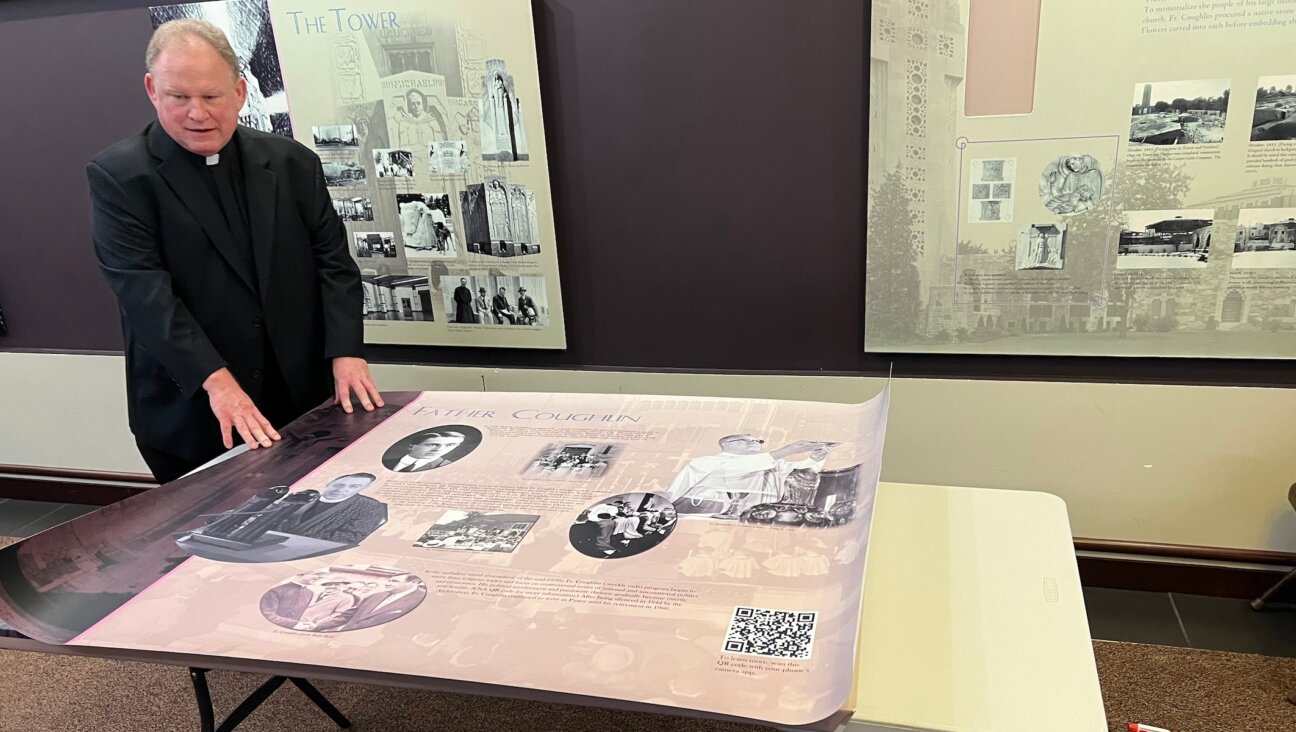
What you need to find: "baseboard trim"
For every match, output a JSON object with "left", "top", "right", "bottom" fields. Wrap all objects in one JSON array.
[{"left": 1076, "top": 555, "right": 1293, "bottom": 601}]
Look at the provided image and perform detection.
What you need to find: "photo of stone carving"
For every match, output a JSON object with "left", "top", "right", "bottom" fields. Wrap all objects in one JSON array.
[
  {"left": 968, "top": 158, "right": 1016, "bottom": 223},
  {"left": 1039, "top": 154, "right": 1105, "bottom": 216},
  {"left": 972, "top": 184, "right": 990, "bottom": 200}
]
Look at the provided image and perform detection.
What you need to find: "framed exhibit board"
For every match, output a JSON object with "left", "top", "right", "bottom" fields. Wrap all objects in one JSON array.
[
  {"left": 0, "top": 388, "right": 889, "bottom": 727},
  {"left": 866, "top": 0, "right": 1296, "bottom": 358},
  {"left": 151, "top": 0, "right": 566, "bottom": 349}
]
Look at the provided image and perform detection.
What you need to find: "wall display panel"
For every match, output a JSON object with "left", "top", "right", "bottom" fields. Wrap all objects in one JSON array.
[
  {"left": 866, "top": 0, "right": 1296, "bottom": 358},
  {"left": 151, "top": 0, "right": 566, "bottom": 348}
]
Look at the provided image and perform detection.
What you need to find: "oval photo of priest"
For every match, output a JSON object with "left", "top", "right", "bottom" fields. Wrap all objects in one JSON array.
[
  {"left": 260, "top": 565, "right": 427, "bottom": 633},
  {"left": 381, "top": 425, "right": 483, "bottom": 473},
  {"left": 569, "top": 492, "right": 678, "bottom": 559}
]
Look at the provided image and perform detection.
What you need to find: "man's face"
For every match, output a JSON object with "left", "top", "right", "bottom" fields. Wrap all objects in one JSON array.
[
  {"left": 720, "top": 435, "right": 764, "bottom": 455},
  {"left": 460, "top": 278, "right": 467, "bottom": 286},
  {"left": 409, "top": 433, "right": 464, "bottom": 460},
  {"left": 145, "top": 39, "right": 246, "bottom": 157},
  {"left": 321, "top": 475, "right": 373, "bottom": 501},
  {"left": 498, "top": 287, "right": 506, "bottom": 295},
  {"left": 408, "top": 94, "right": 425, "bottom": 116}
]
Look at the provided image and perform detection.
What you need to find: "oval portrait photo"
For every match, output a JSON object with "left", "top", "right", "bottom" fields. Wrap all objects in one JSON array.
[
  {"left": 569, "top": 492, "right": 678, "bottom": 559},
  {"left": 260, "top": 565, "right": 427, "bottom": 633},
  {"left": 381, "top": 425, "right": 483, "bottom": 473}
]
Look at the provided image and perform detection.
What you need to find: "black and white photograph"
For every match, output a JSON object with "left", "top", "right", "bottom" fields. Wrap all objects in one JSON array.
[
  {"left": 440, "top": 275, "right": 550, "bottom": 327},
  {"left": 353, "top": 232, "right": 397, "bottom": 259},
  {"left": 479, "top": 59, "right": 530, "bottom": 162},
  {"left": 968, "top": 158, "right": 1015, "bottom": 223},
  {"left": 373, "top": 148, "right": 416, "bottom": 179},
  {"left": 1129, "top": 79, "right": 1229, "bottom": 145},
  {"left": 322, "top": 160, "right": 366, "bottom": 188},
  {"left": 1015, "top": 223, "right": 1067, "bottom": 270},
  {"left": 176, "top": 474, "right": 389, "bottom": 563},
  {"left": 1117, "top": 209, "right": 1214, "bottom": 269},
  {"left": 523, "top": 443, "right": 618, "bottom": 479},
  {"left": 1039, "top": 154, "right": 1105, "bottom": 216},
  {"left": 150, "top": 0, "right": 292, "bottom": 137},
  {"left": 460, "top": 177, "right": 543, "bottom": 257},
  {"left": 390, "top": 86, "right": 451, "bottom": 149},
  {"left": 380, "top": 425, "right": 483, "bottom": 473},
  {"left": 312, "top": 124, "right": 359, "bottom": 149},
  {"left": 664, "top": 437, "right": 860, "bottom": 526},
  {"left": 260, "top": 565, "right": 426, "bottom": 633},
  {"left": 413, "top": 511, "right": 539, "bottom": 553},
  {"left": 429, "top": 140, "right": 470, "bottom": 175},
  {"left": 1251, "top": 75, "right": 1296, "bottom": 141},
  {"left": 569, "top": 493, "right": 677, "bottom": 559},
  {"left": 397, "top": 193, "right": 458, "bottom": 259},
  {"left": 1233, "top": 208, "right": 1296, "bottom": 268},
  {"left": 361, "top": 273, "right": 434, "bottom": 322},
  {"left": 332, "top": 196, "right": 373, "bottom": 222}
]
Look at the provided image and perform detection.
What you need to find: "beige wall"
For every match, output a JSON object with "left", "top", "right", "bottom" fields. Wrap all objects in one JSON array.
[{"left": 1, "top": 351, "right": 1292, "bottom": 552}]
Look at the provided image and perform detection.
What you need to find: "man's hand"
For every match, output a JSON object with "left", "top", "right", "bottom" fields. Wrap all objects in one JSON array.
[
  {"left": 203, "top": 368, "right": 281, "bottom": 450},
  {"left": 333, "top": 356, "right": 384, "bottom": 414}
]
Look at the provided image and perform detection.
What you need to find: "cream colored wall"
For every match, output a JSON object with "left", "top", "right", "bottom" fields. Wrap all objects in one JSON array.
[{"left": 1, "top": 351, "right": 1293, "bottom": 552}]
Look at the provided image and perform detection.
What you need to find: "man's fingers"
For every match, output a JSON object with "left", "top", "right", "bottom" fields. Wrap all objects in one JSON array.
[
  {"left": 355, "top": 381, "right": 375, "bottom": 412},
  {"left": 338, "top": 385, "right": 354, "bottom": 414},
  {"left": 220, "top": 417, "right": 235, "bottom": 450},
  {"left": 366, "top": 381, "right": 385, "bottom": 408},
  {"left": 233, "top": 416, "right": 259, "bottom": 450},
  {"left": 254, "top": 411, "right": 281, "bottom": 442}
]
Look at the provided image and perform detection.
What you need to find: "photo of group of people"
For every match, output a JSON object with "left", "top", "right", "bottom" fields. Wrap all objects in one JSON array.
[
  {"left": 380, "top": 426, "right": 483, "bottom": 473},
  {"left": 523, "top": 443, "right": 617, "bottom": 479},
  {"left": 354, "top": 232, "right": 397, "bottom": 258},
  {"left": 442, "top": 275, "right": 549, "bottom": 326},
  {"left": 260, "top": 565, "right": 426, "bottom": 633},
  {"left": 397, "top": 193, "right": 458, "bottom": 258},
  {"left": 373, "top": 148, "right": 416, "bottom": 179},
  {"left": 569, "top": 493, "right": 678, "bottom": 559},
  {"left": 1129, "top": 79, "right": 1229, "bottom": 145},
  {"left": 413, "top": 511, "right": 539, "bottom": 553},
  {"left": 177, "top": 473, "right": 390, "bottom": 563}
]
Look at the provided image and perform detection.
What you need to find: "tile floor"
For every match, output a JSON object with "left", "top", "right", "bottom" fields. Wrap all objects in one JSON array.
[{"left": 2, "top": 498, "right": 1293, "bottom": 658}]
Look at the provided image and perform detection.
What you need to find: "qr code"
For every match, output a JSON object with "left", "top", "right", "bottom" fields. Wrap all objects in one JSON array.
[{"left": 722, "top": 606, "right": 817, "bottom": 659}]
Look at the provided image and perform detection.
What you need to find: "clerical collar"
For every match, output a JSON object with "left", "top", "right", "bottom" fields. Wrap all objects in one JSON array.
[{"left": 206, "top": 153, "right": 220, "bottom": 166}]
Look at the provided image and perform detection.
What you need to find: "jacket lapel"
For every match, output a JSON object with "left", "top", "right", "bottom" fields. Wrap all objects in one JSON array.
[
  {"left": 148, "top": 123, "right": 257, "bottom": 295},
  {"left": 238, "top": 129, "right": 278, "bottom": 298}
]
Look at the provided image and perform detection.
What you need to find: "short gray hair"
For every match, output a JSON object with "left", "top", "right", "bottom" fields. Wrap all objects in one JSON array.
[{"left": 146, "top": 19, "right": 242, "bottom": 81}]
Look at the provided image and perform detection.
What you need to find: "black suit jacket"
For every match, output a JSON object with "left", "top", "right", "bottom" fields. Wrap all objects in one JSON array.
[{"left": 88, "top": 123, "right": 364, "bottom": 460}]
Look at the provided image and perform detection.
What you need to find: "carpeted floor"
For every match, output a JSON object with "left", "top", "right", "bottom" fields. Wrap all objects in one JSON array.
[{"left": 2, "top": 532, "right": 1295, "bottom": 731}]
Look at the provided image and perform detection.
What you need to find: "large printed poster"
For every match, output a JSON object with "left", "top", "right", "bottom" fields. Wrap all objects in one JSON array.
[
  {"left": 0, "top": 389, "right": 888, "bottom": 727},
  {"left": 867, "top": 0, "right": 1296, "bottom": 358},
  {"left": 151, "top": 0, "right": 565, "bottom": 349}
]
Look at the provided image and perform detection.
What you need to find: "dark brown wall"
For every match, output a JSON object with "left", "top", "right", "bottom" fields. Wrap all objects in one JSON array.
[{"left": 1, "top": 0, "right": 1292, "bottom": 386}]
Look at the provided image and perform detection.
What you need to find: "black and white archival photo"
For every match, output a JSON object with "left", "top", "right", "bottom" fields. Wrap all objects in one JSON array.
[
  {"left": 968, "top": 158, "right": 1016, "bottom": 223},
  {"left": 1234, "top": 208, "right": 1296, "bottom": 268},
  {"left": 413, "top": 511, "right": 539, "bottom": 553},
  {"left": 353, "top": 232, "right": 397, "bottom": 259},
  {"left": 260, "top": 565, "right": 426, "bottom": 633},
  {"left": 429, "top": 140, "right": 470, "bottom": 175},
  {"left": 1016, "top": 223, "right": 1067, "bottom": 270},
  {"left": 373, "top": 148, "right": 416, "bottom": 178},
  {"left": 479, "top": 59, "right": 529, "bottom": 162},
  {"left": 570, "top": 493, "right": 677, "bottom": 559},
  {"left": 381, "top": 425, "right": 483, "bottom": 473},
  {"left": 313, "top": 124, "right": 359, "bottom": 149},
  {"left": 176, "top": 474, "right": 389, "bottom": 563},
  {"left": 460, "top": 177, "right": 543, "bottom": 256},
  {"left": 397, "top": 193, "right": 458, "bottom": 259},
  {"left": 523, "top": 443, "right": 618, "bottom": 479},
  {"left": 332, "top": 196, "right": 373, "bottom": 221},
  {"left": 322, "top": 160, "right": 366, "bottom": 188},
  {"left": 1117, "top": 209, "right": 1214, "bottom": 269},
  {"left": 149, "top": 0, "right": 292, "bottom": 136},
  {"left": 1039, "top": 155, "right": 1105, "bottom": 215},
  {"left": 1129, "top": 79, "right": 1229, "bottom": 145},
  {"left": 361, "top": 273, "right": 434, "bottom": 322},
  {"left": 440, "top": 275, "right": 550, "bottom": 326},
  {"left": 1251, "top": 75, "right": 1296, "bottom": 141}
]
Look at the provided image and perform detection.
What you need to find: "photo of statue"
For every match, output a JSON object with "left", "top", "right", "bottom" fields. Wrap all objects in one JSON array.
[{"left": 1039, "top": 154, "right": 1105, "bottom": 216}]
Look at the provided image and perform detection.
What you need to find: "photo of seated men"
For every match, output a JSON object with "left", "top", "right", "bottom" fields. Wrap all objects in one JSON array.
[
  {"left": 260, "top": 565, "right": 426, "bottom": 633},
  {"left": 380, "top": 425, "right": 482, "bottom": 473},
  {"left": 666, "top": 435, "right": 837, "bottom": 519},
  {"left": 177, "top": 473, "right": 388, "bottom": 563},
  {"left": 569, "top": 492, "right": 678, "bottom": 559},
  {"left": 523, "top": 442, "right": 617, "bottom": 479},
  {"left": 413, "top": 511, "right": 539, "bottom": 553}
]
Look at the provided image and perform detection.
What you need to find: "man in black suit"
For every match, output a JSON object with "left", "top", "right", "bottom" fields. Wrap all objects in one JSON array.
[
  {"left": 452, "top": 278, "right": 475, "bottom": 323},
  {"left": 88, "top": 20, "right": 384, "bottom": 482}
]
